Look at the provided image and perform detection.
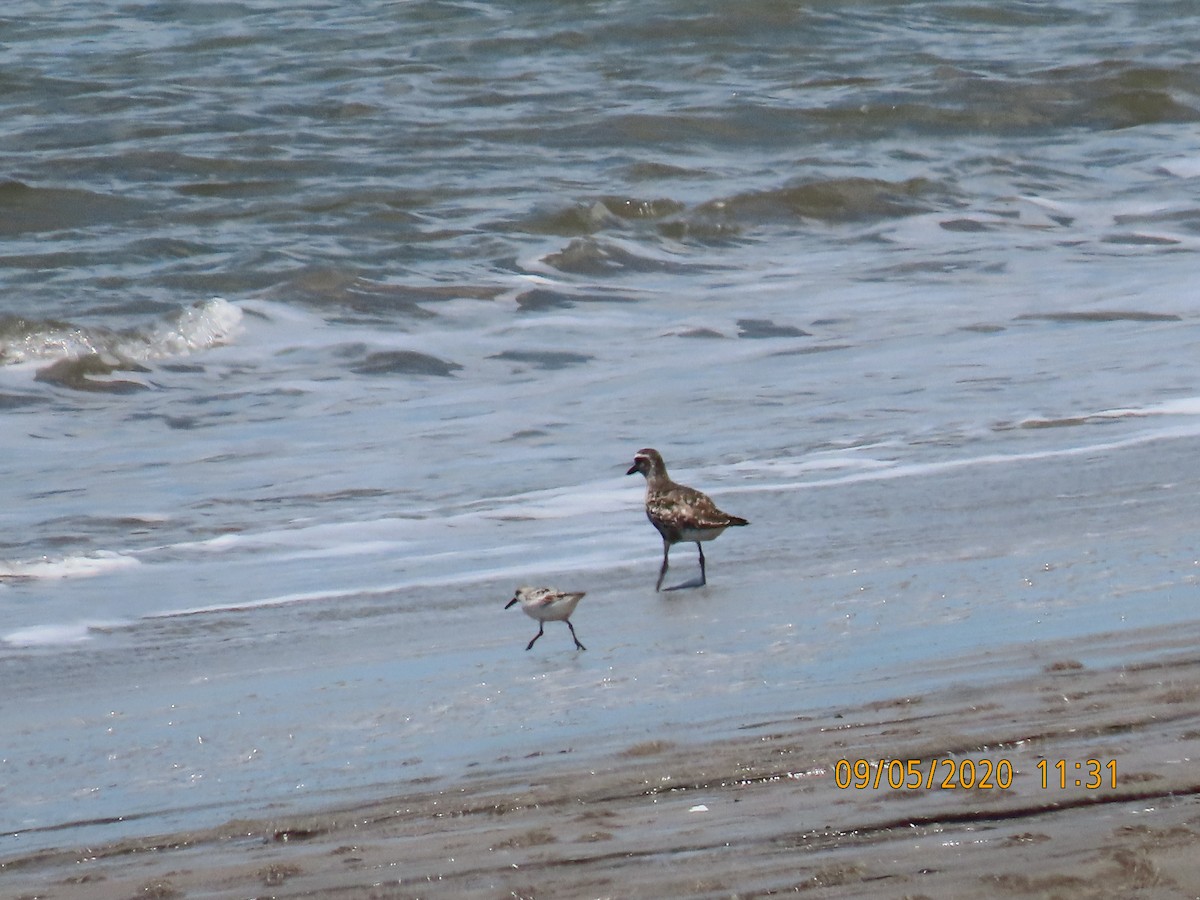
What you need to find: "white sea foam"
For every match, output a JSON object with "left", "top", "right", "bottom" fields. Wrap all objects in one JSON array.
[
  {"left": 147, "top": 555, "right": 618, "bottom": 622},
  {"left": 468, "top": 481, "right": 634, "bottom": 521},
  {"left": 727, "top": 421, "right": 1200, "bottom": 495},
  {"left": 730, "top": 454, "right": 896, "bottom": 479},
  {"left": 2, "top": 621, "right": 126, "bottom": 647},
  {"left": 1012, "top": 396, "right": 1200, "bottom": 430},
  {"left": 145, "top": 586, "right": 378, "bottom": 619},
  {"left": 1089, "top": 397, "right": 1200, "bottom": 419},
  {"left": 130, "top": 297, "right": 244, "bottom": 360},
  {"left": 269, "top": 539, "right": 414, "bottom": 563},
  {"left": 174, "top": 534, "right": 245, "bottom": 553},
  {"left": 0, "top": 297, "right": 242, "bottom": 366},
  {"left": 0, "top": 551, "right": 141, "bottom": 581},
  {"left": 1161, "top": 157, "right": 1200, "bottom": 179}
]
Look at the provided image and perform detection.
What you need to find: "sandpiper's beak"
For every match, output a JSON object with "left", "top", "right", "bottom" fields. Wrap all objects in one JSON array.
[
  {"left": 505, "top": 596, "right": 519, "bottom": 609},
  {"left": 625, "top": 461, "right": 639, "bottom": 475}
]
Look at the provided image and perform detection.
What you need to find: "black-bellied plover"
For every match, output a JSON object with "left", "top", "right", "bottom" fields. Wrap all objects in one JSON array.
[
  {"left": 506, "top": 586, "right": 587, "bottom": 651},
  {"left": 626, "top": 448, "right": 749, "bottom": 591}
]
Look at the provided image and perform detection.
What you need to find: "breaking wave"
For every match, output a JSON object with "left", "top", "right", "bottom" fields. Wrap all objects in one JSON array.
[
  {"left": 0, "top": 297, "right": 243, "bottom": 391},
  {"left": 0, "top": 297, "right": 243, "bottom": 368}
]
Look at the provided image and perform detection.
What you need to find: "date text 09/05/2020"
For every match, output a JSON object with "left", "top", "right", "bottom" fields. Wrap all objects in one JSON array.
[{"left": 833, "top": 758, "right": 1118, "bottom": 791}]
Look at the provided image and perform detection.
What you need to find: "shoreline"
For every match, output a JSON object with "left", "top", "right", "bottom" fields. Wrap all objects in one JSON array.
[{"left": 5, "top": 634, "right": 1200, "bottom": 898}]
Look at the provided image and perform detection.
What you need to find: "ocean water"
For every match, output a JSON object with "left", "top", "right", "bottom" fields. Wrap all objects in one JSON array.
[{"left": 4, "top": 0, "right": 1200, "bottom": 854}]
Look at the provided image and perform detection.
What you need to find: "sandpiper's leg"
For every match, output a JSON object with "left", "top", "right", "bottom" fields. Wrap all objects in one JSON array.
[
  {"left": 656, "top": 539, "right": 671, "bottom": 591},
  {"left": 697, "top": 542, "right": 706, "bottom": 585},
  {"left": 567, "top": 620, "right": 586, "bottom": 651},
  {"left": 525, "top": 623, "right": 545, "bottom": 651}
]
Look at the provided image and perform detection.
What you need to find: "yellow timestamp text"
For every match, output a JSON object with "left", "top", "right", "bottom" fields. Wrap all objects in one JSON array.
[
  {"left": 834, "top": 757, "right": 1014, "bottom": 790},
  {"left": 832, "top": 758, "right": 1118, "bottom": 790},
  {"left": 1037, "top": 758, "right": 1117, "bottom": 789}
]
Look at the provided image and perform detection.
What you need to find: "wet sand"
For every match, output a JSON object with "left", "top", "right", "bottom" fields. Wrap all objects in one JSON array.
[{"left": 5, "top": 630, "right": 1200, "bottom": 900}]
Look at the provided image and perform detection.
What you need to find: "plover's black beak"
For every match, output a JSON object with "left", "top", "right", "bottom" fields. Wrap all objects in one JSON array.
[
  {"left": 626, "top": 462, "right": 639, "bottom": 475},
  {"left": 505, "top": 597, "right": 519, "bottom": 609}
]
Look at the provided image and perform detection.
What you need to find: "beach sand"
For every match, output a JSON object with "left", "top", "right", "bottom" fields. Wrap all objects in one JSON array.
[{"left": 5, "top": 627, "right": 1200, "bottom": 899}]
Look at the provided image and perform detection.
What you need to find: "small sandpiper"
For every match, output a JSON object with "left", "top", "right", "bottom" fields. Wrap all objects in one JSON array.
[
  {"left": 626, "top": 448, "right": 749, "bottom": 591},
  {"left": 506, "top": 586, "right": 587, "bottom": 651}
]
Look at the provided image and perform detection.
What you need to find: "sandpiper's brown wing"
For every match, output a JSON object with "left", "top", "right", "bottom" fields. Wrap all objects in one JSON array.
[
  {"left": 531, "top": 589, "right": 585, "bottom": 609},
  {"left": 528, "top": 589, "right": 557, "bottom": 609}
]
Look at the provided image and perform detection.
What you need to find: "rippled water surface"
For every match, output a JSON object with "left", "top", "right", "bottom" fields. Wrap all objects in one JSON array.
[{"left": 3, "top": 0, "right": 1200, "bottom": 853}]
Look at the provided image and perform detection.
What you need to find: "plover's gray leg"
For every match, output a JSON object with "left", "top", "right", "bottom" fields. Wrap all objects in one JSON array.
[
  {"left": 567, "top": 620, "right": 586, "bottom": 651},
  {"left": 697, "top": 542, "right": 706, "bottom": 585},
  {"left": 656, "top": 538, "right": 671, "bottom": 591},
  {"left": 525, "top": 622, "right": 545, "bottom": 651}
]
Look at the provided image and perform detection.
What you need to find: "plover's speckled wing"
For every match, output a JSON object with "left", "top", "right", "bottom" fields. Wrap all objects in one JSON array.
[{"left": 647, "top": 484, "right": 747, "bottom": 537}]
